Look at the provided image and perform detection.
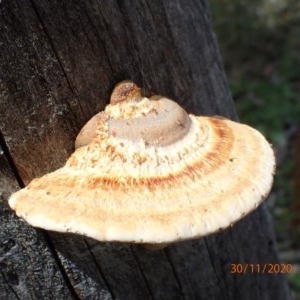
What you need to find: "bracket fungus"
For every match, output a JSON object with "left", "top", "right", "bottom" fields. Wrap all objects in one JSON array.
[{"left": 9, "top": 81, "right": 275, "bottom": 248}]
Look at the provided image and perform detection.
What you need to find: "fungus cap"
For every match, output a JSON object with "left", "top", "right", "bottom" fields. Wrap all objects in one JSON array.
[{"left": 9, "top": 81, "right": 275, "bottom": 246}]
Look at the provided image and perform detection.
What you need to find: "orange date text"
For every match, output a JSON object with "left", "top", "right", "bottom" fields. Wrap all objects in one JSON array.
[{"left": 231, "top": 263, "right": 293, "bottom": 274}]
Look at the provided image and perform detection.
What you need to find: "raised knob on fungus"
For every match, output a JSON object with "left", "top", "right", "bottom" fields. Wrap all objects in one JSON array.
[{"left": 9, "top": 81, "right": 275, "bottom": 248}]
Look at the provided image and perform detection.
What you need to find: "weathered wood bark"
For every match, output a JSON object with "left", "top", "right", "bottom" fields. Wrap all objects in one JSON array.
[{"left": 0, "top": 1, "right": 290, "bottom": 299}]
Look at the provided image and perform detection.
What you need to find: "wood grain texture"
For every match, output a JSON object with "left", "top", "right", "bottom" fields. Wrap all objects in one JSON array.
[{"left": 0, "top": 0, "right": 290, "bottom": 299}]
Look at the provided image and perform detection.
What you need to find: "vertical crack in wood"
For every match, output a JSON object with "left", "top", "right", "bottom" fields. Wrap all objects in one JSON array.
[
  {"left": 42, "top": 231, "right": 81, "bottom": 300},
  {"left": 84, "top": 0, "right": 116, "bottom": 76},
  {"left": 0, "top": 267, "right": 21, "bottom": 300},
  {"left": 164, "top": 248, "right": 187, "bottom": 300},
  {"left": 0, "top": 130, "right": 24, "bottom": 189},
  {"left": 83, "top": 239, "right": 116, "bottom": 299},
  {"left": 29, "top": 0, "right": 76, "bottom": 95},
  {"left": 129, "top": 246, "right": 156, "bottom": 300},
  {"left": 204, "top": 238, "right": 231, "bottom": 300}
]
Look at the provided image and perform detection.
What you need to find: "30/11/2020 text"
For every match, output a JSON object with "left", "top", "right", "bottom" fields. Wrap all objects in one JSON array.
[{"left": 231, "top": 263, "right": 293, "bottom": 274}]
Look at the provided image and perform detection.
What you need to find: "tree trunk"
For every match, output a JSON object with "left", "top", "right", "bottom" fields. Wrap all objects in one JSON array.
[{"left": 0, "top": 1, "right": 290, "bottom": 299}]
